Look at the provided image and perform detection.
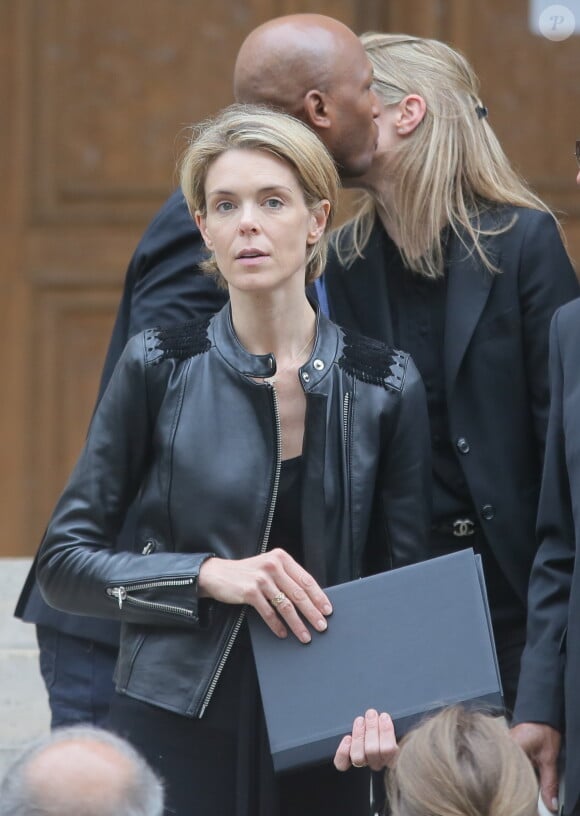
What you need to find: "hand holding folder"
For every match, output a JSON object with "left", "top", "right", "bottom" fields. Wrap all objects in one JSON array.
[{"left": 334, "top": 708, "right": 399, "bottom": 772}]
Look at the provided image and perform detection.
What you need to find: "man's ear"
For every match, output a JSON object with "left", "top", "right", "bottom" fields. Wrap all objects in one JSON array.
[
  {"left": 303, "top": 90, "right": 332, "bottom": 130},
  {"left": 396, "top": 94, "right": 427, "bottom": 135},
  {"left": 195, "top": 211, "right": 213, "bottom": 249}
]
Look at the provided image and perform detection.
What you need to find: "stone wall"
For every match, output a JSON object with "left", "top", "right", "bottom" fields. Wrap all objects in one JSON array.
[{"left": 0, "top": 559, "right": 50, "bottom": 778}]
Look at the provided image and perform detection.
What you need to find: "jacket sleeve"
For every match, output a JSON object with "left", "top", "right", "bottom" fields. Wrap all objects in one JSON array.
[
  {"left": 512, "top": 309, "right": 572, "bottom": 730},
  {"left": 376, "top": 356, "right": 432, "bottom": 569},
  {"left": 37, "top": 333, "right": 214, "bottom": 629},
  {"left": 518, "top": 210, "right": 579, "bottom": 459}
]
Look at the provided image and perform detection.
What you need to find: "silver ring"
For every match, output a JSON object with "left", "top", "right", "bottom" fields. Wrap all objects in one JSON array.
[
  {"left": 270, "top": 592, "right": 287, "bottom": 608},
  {"left": 352, "top": 761, "right": 365, "bottom": 768}
]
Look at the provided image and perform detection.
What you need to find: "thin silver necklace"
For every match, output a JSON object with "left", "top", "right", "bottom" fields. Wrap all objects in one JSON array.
[{"left": 263, "top": 331, "right": 315, "bottom": 386}]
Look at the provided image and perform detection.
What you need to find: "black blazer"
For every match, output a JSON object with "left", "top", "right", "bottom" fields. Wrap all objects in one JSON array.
[
  {"left": 15, "top": 190, "right": 227, "bottom": 643},
  {"left": 325, "top": 207, "right": 579, "bottom": 605},
  {"left": 514, "top": 298, "right": 580, "bottom": 814}
]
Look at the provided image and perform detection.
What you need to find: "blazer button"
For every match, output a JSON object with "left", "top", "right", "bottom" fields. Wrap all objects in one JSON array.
[
  {"left": 456, "top": 437, "right": 470, "bottom": 454},
  {"left": 480, "top": 504, "right": 495, "bottom": 521}
]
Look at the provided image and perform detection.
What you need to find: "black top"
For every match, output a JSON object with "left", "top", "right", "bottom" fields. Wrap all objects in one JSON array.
[
  {"left": 206, "top": 456, "right": 305, "bottom": 729},
  {"left": 268, "top": 455, "right": 304, "bottom": 564},
  {"left": 383, "top": 232, "right": 472, "bottom": 521}
]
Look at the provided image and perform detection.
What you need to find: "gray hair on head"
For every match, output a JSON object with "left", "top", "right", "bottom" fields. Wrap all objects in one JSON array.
[{"left": 0, "top": 725, "right": 164, "bottom": 816}]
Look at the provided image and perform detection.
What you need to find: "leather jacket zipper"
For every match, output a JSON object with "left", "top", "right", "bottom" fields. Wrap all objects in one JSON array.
[
  {"left": 199, "top": 384, "right": 282, "bottom": 716},
  {"left": 106, "top": 578, "right": 194, "bottom": 617},
  {"left": 342, "top": 392, "right": 351, "bottom": 445},
  {"left": 343, "top": 391, "right": 352, "bottom": 478}
]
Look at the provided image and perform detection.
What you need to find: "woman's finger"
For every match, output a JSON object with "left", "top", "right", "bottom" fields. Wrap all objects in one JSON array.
[
  {"left": 333, "top": 735, "right": 353, "bottom": 771},
  {"left": 277, "top": 551, "right": 333, "bottom": 617},
  {"left": 378, "top": 712, "right": 399, "bottom": 769},
  {"left": 347, "top": 716, "right": 368, "bottom": 769}
]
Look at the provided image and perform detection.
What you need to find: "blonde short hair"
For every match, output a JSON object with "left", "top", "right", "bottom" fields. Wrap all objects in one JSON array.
[
  {"left": 180, "top": 103, "right": 339, "bottom": 287},
  {"left": 388, "top": 707, "right": 538, "bottom": 816}
]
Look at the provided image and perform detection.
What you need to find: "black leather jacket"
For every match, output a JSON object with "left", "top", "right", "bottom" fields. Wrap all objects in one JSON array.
[{"left": 38, "top": 305, "right": 430, "bottom": 718}]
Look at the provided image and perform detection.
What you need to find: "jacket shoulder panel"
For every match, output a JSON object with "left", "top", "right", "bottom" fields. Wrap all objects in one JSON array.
[
  {"left": 145, "top": 317, "right": 212, "bottom": 365},
  {"left": 338, "top": 329, "right": 408, "bottom": 392}
]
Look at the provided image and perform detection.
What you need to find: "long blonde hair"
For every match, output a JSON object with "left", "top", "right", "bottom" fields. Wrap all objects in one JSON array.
[
  {"left": 338, "top": 33, "right": 557, "bottom": 277},
  {"left": 388, "top": 707, "right": 538, "bottom": 816}
]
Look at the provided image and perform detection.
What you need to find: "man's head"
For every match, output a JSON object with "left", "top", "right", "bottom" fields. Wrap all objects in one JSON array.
[
  {"left": 0, "top": 726, "right": 164, "bottom": 816},
  {"left": 234, "top": 14, "right": 379, "bottom": 180}
]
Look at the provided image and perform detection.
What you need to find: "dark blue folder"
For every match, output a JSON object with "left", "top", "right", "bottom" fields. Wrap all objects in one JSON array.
[{"left": 249, "top": 549, "right": 503, "bottom": 772}]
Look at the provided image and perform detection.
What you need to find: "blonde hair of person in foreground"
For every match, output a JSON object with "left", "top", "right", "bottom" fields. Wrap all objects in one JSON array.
[{"left": 389, "top": 706, "right": 538, "bottom": 816}]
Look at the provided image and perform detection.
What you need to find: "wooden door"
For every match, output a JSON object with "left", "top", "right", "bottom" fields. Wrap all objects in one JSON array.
[{"left": 2, "top": 0, "right": 578, "bottom": 557}]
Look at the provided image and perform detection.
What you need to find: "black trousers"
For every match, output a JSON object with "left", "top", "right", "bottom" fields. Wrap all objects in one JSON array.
[
  {"left": 107, "top": 694, "right": 371, "bottom": 816},
  {"left": 107, "top": 621, "right": 372, "bottom": 816},
  {"left": 36, "top": 625, "right": 116, "bottom": 728}
]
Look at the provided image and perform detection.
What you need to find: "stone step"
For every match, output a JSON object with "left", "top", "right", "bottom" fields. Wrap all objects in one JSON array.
[{"left": 0, "top": 558, "right": 50, "bottom": 778}]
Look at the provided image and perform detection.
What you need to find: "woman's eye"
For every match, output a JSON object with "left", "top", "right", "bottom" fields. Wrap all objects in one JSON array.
[
  {"left": 216, "top": 201, "right": 235, "bottom": 212},
  {"left": 264, "top": 198, "right": 283, "bottom": 209}
]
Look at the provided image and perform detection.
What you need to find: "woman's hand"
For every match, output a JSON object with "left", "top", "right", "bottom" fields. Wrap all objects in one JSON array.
[
  {"left": 334, "top": 710, "right": 399, "bottom": 772},
  {"left": 197, "top": 548, "right": 332, "bottom": 643}
]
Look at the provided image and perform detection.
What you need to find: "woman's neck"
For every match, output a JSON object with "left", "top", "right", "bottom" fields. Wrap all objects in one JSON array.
[
  {"left": 229, "top": 289, "right": 317, "bottom": 362},
  {"left": 357, "top": 172, "right": 403, "bottom": 247}
]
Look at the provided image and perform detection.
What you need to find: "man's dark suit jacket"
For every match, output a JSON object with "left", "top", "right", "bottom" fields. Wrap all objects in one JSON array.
[
  {"left": 324, "top": 207, "right": 579, "bottom": 607},
  {"left": 15, "top": 190, "right": 228, "bottom": 644},
  {"left": 514, "top": 298, "right": 580, "bottom": 815}
]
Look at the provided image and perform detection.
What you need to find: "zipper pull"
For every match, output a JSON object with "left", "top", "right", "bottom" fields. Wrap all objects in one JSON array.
[
  {"left": 107, "top": 586, "right": 127, "bottom": 609},
  {"left": 142, "top": 540, "right": 156, "bottom": 555}
]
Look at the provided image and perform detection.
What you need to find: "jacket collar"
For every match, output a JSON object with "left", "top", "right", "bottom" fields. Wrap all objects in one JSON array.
[
  {"left": 443, "top": 210, "right": 502, "bottom": 393},
  {"left": 210, "top": 302, "right": 339, "bottom": 389},
  {"left": 331, "top": 211, "right": 504, "bottom": 394},
  {"left": 327, "top": 226, "right": 395, "bottom": 346}
]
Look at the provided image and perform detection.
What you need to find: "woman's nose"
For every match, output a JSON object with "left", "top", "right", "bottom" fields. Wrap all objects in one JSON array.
[{"left": 238, "top": 203, "right": 260, "bottom": 233}]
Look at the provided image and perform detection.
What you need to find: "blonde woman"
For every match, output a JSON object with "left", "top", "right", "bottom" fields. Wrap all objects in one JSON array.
[
  {"left": 37, "top": 105, "right": 430, "bottom": 816},
  {"left": 325, "top": 33, "right": 580, "bottom": 715}
]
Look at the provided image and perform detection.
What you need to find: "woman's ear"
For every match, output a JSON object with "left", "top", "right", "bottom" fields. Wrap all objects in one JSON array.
[
  {"left": 195, "top": 211, "right": 213, "bottom": 249},
  {"left": 396, "top": 94, "right": 427, "bottom": 135},
  {"left": 306, "top": 200, "right": 331, "bottom": 245}
]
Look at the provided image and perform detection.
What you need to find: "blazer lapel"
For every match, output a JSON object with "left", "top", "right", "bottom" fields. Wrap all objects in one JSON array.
[
  {"left": 444, "top": 215, "right": 500, "bottom": 396},
  {"left": 331, "top": 222, "right": 395, "bottom": 346}
]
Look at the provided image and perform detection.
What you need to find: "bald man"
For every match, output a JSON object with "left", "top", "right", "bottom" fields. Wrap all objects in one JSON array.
[
  {"left": 16, "top": 12, "right": 380, "bottom": 734},
  {"left": 0, "top": 726, "right": 164, "bottom": 816},
  {"left": 234, "top": 14, "right": 379, "bottom": 179}
]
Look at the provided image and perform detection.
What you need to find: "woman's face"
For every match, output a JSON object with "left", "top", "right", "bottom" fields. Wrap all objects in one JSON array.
[
  {"left": 354, "top": 92, "right": 426, "bottom": 192},
  {"left": 352, "top": 96, "right": 402, "bottom": 189},
  {"left": 196, "top": 148, "right": 328, "bottom": 296}
]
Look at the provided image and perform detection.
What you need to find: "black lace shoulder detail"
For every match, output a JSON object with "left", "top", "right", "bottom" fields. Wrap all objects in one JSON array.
[
  {"left": 338, "top": 330, "right": 407, "bottom": 392},
  {"left": 146, "top": 317, "right": 211, "bottom": 363}
]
